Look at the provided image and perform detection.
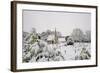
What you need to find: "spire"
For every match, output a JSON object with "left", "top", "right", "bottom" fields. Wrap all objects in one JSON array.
[{"left": 54, "top": 27, "right": 58, "bottom": 44}]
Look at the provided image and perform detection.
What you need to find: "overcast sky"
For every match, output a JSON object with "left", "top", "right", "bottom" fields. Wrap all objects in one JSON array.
[{"left": 23, "top": 10, "right": 91, "bottom": 36}]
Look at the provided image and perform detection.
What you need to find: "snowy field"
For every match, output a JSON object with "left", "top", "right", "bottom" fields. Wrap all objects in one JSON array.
[{"left": 22, "top": 41, "right": 91, "bottom": 63}]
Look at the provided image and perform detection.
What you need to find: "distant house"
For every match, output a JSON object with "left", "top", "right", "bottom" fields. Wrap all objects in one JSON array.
[
  {"left": 47, "top": 28, "right": 59, "bottom": 44},
  {"left": 47, "top": 34, "right": 55, "bottom": 44},
  {"left": 58, "top": 36, "right": 66, "bottom": 43}
]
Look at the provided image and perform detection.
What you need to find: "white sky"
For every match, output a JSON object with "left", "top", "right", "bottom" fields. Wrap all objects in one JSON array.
[{"left": 23, "top": 10, "right": 91, "bottom": 36}]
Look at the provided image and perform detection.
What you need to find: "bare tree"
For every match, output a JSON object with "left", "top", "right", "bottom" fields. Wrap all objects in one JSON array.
[
  {"left": 85, "top": 30, "right": 91, "bottom": 42},
  {"left": 71, "top": 28, "right": 84, "bottom": 42}
]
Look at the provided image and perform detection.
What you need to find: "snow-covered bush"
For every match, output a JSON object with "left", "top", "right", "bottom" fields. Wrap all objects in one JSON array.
[
  {"left": 65, "top": 36, "right": 74, "bottom": 45},
  {"left": 79, "top": 48, "right": 91, "bottom": 60}
]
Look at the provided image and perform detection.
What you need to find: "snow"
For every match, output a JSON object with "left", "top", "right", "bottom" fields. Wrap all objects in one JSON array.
[{"left": 23, "top": 39, "right": 91, "bottom": 62}]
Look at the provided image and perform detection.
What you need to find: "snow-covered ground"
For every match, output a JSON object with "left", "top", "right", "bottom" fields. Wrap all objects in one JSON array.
[{"left": 22, "top": 40, "right": 91, "bottom": 63}]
